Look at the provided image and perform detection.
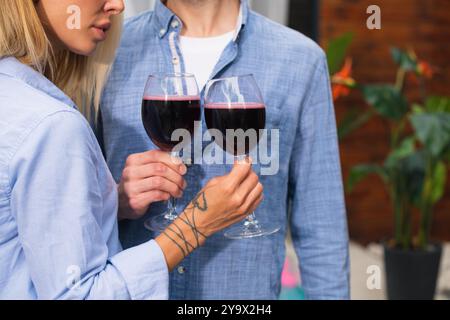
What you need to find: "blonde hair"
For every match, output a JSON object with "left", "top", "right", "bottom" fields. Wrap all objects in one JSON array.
[{"left": 0, "top": 0, "right": 123, "bottom": 121}]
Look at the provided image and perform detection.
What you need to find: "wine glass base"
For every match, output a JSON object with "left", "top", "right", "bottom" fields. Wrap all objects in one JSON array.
[
  {"left": 224, "top": 223, "right": 280, "bottom": 240},
  {"left": 144, "top": 212, "right": 178, "bottom": 232}
]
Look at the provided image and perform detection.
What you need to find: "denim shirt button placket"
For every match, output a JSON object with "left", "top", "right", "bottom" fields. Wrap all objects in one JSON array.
[{"left": 177, "top": 266, "right": 186, "bottom": 274}]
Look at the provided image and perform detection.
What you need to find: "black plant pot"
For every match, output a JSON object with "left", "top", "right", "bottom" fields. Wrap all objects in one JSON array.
[{"left": 384, "top": 244, "right": 442, "bottom": 300}]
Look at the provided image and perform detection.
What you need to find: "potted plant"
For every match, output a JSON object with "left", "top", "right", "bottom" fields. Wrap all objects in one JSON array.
[{"left": 326, "top": 37, "right": 450, "bottom": 300}]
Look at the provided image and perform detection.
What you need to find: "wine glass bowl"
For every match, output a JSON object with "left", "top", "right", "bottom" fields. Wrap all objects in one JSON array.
[{"left": 141, "top": 73, "right": 200, "bottom": 232}]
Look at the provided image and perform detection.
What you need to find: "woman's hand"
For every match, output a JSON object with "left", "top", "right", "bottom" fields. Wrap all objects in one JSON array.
[
  {"left": 192, "top": 158, "right": 264, "bottom": 237},
  {"left": 156, "top": 158, "right": 264, "bottom": 270},
  {"left": 118, "top": 150, "right": 187, "bottom": 220}
]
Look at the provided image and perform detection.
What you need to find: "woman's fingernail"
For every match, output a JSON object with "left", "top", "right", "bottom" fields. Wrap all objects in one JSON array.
[{"left": 179, "top": 165, "right": 187, "bottom": 175}]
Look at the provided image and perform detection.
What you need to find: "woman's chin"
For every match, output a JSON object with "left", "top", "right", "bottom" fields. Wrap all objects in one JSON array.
[{"left": 68, "top": 43, "right": 98, "bottom": 57}]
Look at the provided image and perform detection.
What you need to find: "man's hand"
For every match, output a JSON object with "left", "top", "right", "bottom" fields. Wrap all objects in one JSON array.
[
  {"left": 156, "top": 158, "right": 264, "bottom": 270},
  {"left": 118, "top": 150, "right": 187, "bottom": 220}
]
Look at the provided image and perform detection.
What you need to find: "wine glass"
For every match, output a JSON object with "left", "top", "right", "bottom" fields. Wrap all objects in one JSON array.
[
  {"left": 204, "top": 74, "right": 280, "bottom": 239},
  {"left": 141, "top": 73, "right": 200, "bottom": 231}
]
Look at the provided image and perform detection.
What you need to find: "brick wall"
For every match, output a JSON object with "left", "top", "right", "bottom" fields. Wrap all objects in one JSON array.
[{"left": 319, "top": 0, "right": 450, "bottom": 244}]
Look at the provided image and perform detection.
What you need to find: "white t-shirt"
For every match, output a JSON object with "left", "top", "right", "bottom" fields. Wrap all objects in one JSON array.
[{"left": 179, "top": 31, "right": 235, "bottom": 91}]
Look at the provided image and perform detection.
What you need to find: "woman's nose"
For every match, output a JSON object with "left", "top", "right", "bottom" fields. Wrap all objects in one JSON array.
[{"left": 104, "top": 0, "right": 125, "bottom": 15}]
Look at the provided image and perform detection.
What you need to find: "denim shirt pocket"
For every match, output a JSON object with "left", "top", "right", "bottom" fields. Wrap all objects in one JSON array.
[
  {"left": 265, "top": 101, "right": 282, "bottom": 130},
  {"left": 262, "top": 84, "right": 284, "bottom": 131}
]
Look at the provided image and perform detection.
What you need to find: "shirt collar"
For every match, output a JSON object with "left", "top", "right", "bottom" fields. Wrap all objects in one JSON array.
[
  {"left": 0, "top": 57, "right": 76, "bottom": 109},
  {"left": 154, "top": 0, "right": 249, "bottom": 41}
]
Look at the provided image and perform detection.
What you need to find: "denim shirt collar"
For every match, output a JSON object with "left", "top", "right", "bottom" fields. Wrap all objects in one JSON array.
[
  {"left": 0, "top": 57, "right": 76, "bottom": 109},
  {"left": 154, "top": 0, "right": 249, "bottom": 40}
]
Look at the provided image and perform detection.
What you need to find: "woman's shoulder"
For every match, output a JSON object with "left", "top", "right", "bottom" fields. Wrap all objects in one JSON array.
[
  {"left": 0, "top": 75, "right": 94, "bottom": 167},
  {"left": 0, "top": 74, "right": 74, "bottom": 118}
]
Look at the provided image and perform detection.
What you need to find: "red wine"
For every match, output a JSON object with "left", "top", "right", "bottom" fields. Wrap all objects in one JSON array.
[
  {"left": 205, "top": 103, "right": 266, "bottom": 156},
  {"left": 142, "top": 96, "right": 201, "bottom": 151}
]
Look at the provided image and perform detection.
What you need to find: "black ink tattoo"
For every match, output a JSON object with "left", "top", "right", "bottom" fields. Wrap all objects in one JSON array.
[
  {"left": 181, "top": 191, "right": 208, "bottom": 247},
  {"left": 178, "top": 214, "right": 202, "bottom": 248},
  {"left": 192, "top": 191, "right": 208, "bottom": 211},
  {"left": 168, "top": 223, "right": 195, "bottom": 254},
  {"left": 162, "top": 230, "right": 187, "bottom": 258},
  {"left": 161, "top": 191, "right": 209, "bottom": 258}
]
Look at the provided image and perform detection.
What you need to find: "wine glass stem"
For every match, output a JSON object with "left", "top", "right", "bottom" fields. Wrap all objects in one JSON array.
[
  {"left": 165, "top": 150, "right": 181, "bottom": 221},
  {"left": 234, "top": 155, "right": 261, "bottom": 230},
  {"left": 244, "top": 212, "right": 261, "bottom": 229},
  {"left": 165, "top": 197, "right": 177, "bottom": 221}
]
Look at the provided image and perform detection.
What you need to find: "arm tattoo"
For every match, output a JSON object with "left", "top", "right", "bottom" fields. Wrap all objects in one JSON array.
[
  {"left": 168, "top": 223, "right": 195, "bottom": 254},
  {"left": 162, "top": 230, "right": 187, "bottom": 258},
  {"left": 161, "top": 191, "right": 209, "bottom": 258},
  {"left": 192, "top": 191, "right": 208, "bottom": 211},
  {"left": 180, "top": 191, "right": 208, "bottom": 247}
]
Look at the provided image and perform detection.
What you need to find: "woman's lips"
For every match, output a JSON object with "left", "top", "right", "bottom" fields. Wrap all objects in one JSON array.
[
  {"left": 92, "top": 26, "right": 107, "bottom": 41},
  {"left": 91, "top": 22, "right": 111, "bottom": 41}
]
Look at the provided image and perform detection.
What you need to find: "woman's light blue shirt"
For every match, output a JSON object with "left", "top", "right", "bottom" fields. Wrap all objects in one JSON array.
[{"left": 0, "top": 57, "right": 168, "bottom": 299}]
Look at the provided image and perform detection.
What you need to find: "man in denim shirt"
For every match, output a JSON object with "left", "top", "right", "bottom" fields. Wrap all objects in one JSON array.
[{"left": 100, "top": 0, "right": 350, "bottom": 299}]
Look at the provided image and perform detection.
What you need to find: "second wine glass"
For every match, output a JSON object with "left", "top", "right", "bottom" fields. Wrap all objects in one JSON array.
[{"left": 204, "top": 74, "right": 280, "bottom": 239}]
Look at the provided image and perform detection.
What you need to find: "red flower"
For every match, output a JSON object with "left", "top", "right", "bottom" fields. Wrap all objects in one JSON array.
[
  {"left": 416, "top": 61, "right": 434, "bottom": 79},
  {"left": 332, "top": 58, "right": 356, "bottom": 101},
  {"left": 407, "top": 59, "right": 436, "bottom": 85}
]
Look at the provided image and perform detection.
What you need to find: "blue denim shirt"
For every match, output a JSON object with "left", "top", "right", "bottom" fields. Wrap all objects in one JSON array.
[
  {"left": 100, "top": 0, "right": 350, "bottom": 299},
  {"left": 0, "top": 57, "right": 168, "bottom": 299}
]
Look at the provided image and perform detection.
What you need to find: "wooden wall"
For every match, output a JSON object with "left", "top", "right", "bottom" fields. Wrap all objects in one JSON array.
[{"left": 319, "top": 0, "right": 450, "bottom": 244}]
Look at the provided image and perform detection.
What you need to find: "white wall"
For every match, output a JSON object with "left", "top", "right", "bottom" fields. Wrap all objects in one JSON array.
[
  {"left": 124, "top": 0, "right": 156, "bottom": 19},
  {"left": 124, "top": 0, "right": 290, "bottom": 25},
  {"left": 249, "top": 0, "right": 289, "bottom": 25}
]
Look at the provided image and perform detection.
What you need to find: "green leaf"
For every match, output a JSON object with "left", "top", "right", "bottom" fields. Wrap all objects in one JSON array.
[
  {"left": 326, "top": 33, "right": 354, "bottom": 74},
  {"left": 347, "top": 165, "right": 388, "bottom": 192},
  {"left": 425, "top": 96, "right": 450, "bottom": 113},
  {"left": 412, "top": 103, "right": 425, "bottom": 114},
  {"left": 400, "top": 151, "right": 426, "bottom": 206},
  {"left": 391, "top": 47, "right": 417, "bottom": 71},
  {"left": 362, "top": 85, "right": 409, "bottom": 120},
  {"left": 338, "top": 109, "right": 374, "bottom": 140},
  {"left": 429, "top": 162, "right": 447, "bottom": 204},
  {"left": 411, "top": 113, "right": 450, "bottom": 157},
  {"left": 385, "top": 137, "right": 416, "bottom": 169},
  {"left": 445, "top": 146, "right": 450, "bottom": 163}
]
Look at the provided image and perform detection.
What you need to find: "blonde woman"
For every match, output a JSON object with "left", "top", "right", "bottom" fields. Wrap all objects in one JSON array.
[{"left": 0, "top": 0, "right": 263, "bottom": 299}]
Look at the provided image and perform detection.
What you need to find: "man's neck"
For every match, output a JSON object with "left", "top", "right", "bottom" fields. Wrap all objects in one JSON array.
[{"left": 165, "top": 0, "right": 240, "bottom": 37}]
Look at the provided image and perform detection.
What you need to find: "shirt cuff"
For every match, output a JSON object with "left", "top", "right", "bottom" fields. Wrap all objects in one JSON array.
[{"left": 109, "top": 240, "right": 169, "bottom": 300}]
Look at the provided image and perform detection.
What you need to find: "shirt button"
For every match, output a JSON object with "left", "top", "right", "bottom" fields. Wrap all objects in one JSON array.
[
  {"left": 177, "top": 266, "right": 186, "bottom": 274},
  {"left": 171, "top": 20, "right": 179, "bottom": 28},
  {"left": 159, "top": 28, "right": 166, "bottom": 36},
  {"left": 172, "top": 57, "right": 179, "bottom": 65}
]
